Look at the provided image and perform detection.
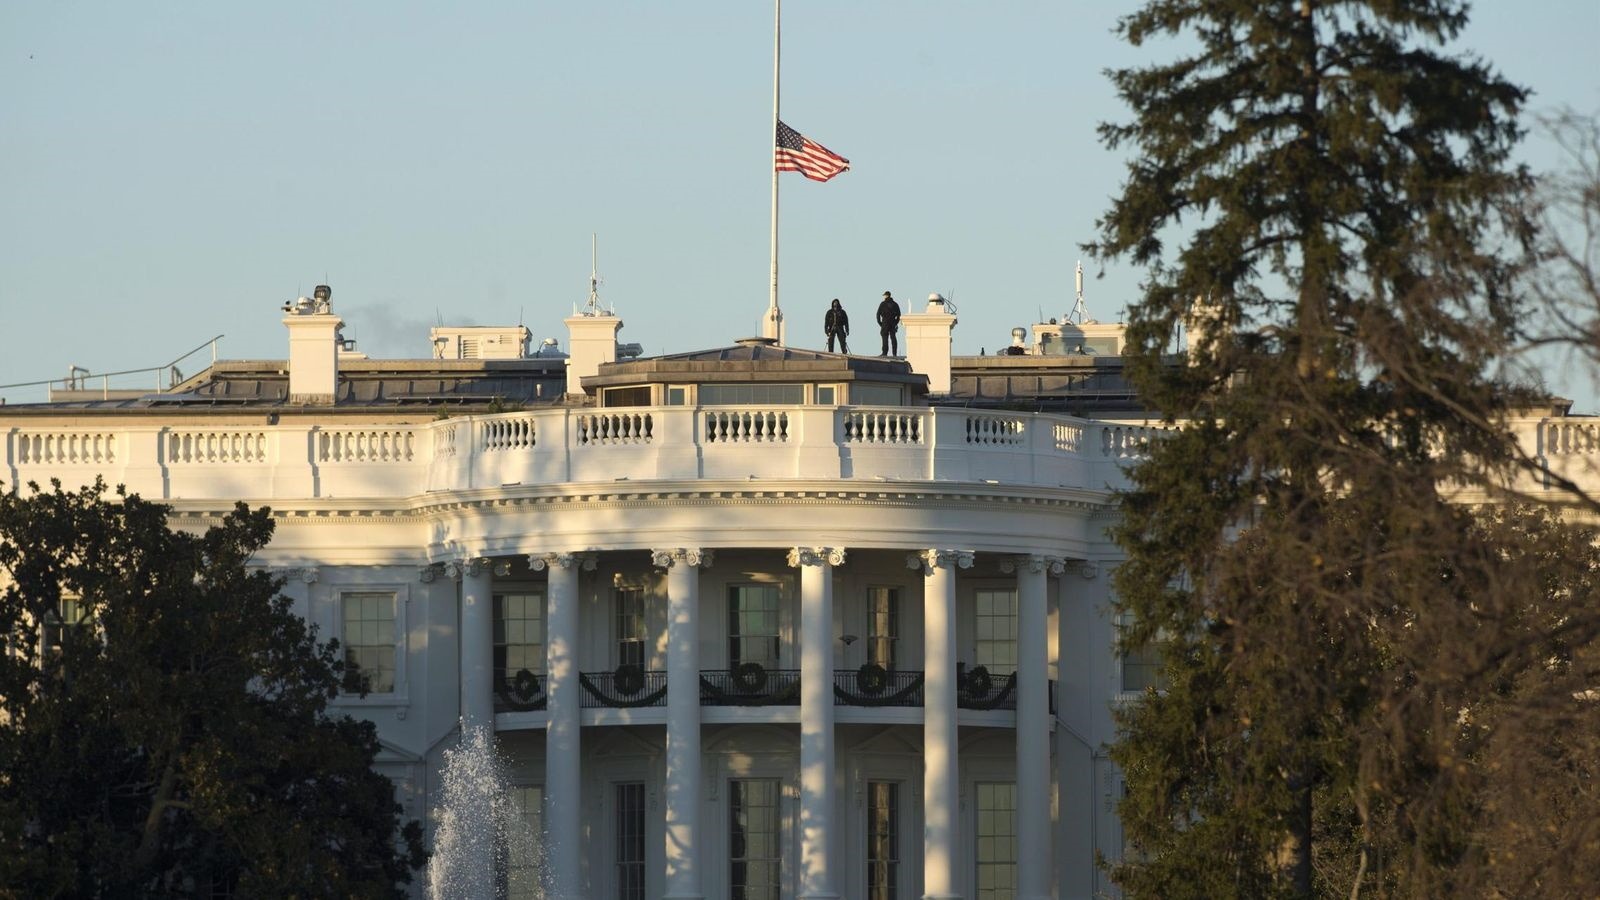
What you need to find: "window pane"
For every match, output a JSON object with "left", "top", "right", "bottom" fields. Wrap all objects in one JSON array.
[
  {"left": 976, "top": 782, "right": 1017, "bottom": 900},
  {"left": 867, "top": 587, "right": 899, "bottom": 670},
  {"left": 974, "top": 590, "right": 1018, "bottom": 676},
  {"left": 730, "top": 779, "right": 782, "bottom": 900},
  {"left": 615, "top": 782, "right": 646, "bottom": 900},
  {"left": 342, "top": 592, "right": 396, "bottom": 693},
  {"left": 728, "top": 585, "right": 781, "bottom": 667},
  {"left": 495, "top": 592, "right": 546, "bottom": 700},
  {"left": 505, "top": 785, "right": 544, "bottom": 900},
  {"left": 867, "top": 781, "right": 899, "bottom": 900}
]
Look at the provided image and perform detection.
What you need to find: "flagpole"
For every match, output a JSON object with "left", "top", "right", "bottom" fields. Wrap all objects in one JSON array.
[{"left": 764, "top": 0, "right": 784, "bottom": 344}]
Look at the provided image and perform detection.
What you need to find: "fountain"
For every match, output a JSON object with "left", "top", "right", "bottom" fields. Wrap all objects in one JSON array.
[{"left": 427, "top": 723, "right": 544, "bottom": 899}]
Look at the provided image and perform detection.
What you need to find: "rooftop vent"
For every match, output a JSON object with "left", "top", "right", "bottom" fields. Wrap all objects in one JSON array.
[{"left": 734, "top": 337, "right": 780, "bottom": 348}]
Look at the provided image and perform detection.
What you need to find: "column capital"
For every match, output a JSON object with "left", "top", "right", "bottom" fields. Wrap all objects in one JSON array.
[
  {"left": 1078, "top": 560, "right": 1101, "bottom": 580},
  {"left": 528, "top": 552, "right": 597, "bottom": 573},
  {"left": 444, "top": 557, "right": 486, "bottom": 581},
  {"left": 651, "top": 548, "right": 715, "bottom": 569},
  {"left": 1000, "top": 554, "right": 1066, "bottom": 576},
  {"left": 270, "top": 565, "right": 320, "bottom": 584},
  {"left": 786, "top": 546, "right": 846, "bottom": 568},
  {"left": 417, "top": 564, "right": 440, "bottom": 583},
  {"left": 906, "top": 549, "right": 974, "bottom": 574}
]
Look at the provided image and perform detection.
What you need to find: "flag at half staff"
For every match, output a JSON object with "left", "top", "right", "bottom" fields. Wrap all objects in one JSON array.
[{"left": 775, "top": 120, "right": 850, "bottom": 182}]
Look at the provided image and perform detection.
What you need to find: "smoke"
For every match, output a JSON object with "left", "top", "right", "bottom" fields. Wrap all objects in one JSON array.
[{"left": 339, "top": 306, "right": 475, "bottom": 360}]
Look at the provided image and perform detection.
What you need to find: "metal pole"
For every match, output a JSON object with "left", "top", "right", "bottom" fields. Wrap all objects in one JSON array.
[{"left": 765, "top": 0, "right": 783, "bottom": 344}]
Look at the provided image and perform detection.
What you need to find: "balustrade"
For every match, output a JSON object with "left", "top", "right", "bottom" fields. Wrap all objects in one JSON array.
[
  {"left": 15, "top": 431, "right": 117, "bottom": 465},
  {"left": 702, "top": 409, "right": 789, "bottom": 443},
  {"left": 481, "top": 416, "right": 536, "bottom": 452},
  {"left": 843, "top": 409, "right": 923, "bottom": 444},
  {"left": 577, "top": 411, "right": 651, "bottom": 445},
  {"left": 317, "top": 428, "right": 415, "bottom": 463},
  {"left": 167, "top": 430, "right": 267, "bottom": 464},
  {"left": 963, "top": 412, "right": 1026, "bottom": 445}
]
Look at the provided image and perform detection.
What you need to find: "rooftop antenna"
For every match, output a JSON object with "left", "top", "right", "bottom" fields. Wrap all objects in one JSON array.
[
  {"left": 583, "top": 232, "right": 612, "bottom": 316},
  {"left": 1068, "top": 259, "right": 1092, "bottom": 325}
]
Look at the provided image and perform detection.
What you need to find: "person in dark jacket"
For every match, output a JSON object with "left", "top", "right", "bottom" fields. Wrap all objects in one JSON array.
[
  {"left": 876, "top": 291, "right": 901, "bottom": 356},
  {"left": 824, "top": 299, "right": 850, "bottom": 353}
]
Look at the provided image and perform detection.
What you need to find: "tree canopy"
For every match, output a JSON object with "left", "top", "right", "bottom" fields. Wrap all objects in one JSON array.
[
  {"left": 1088, "top": 1, "right": 1600, "bottom": 896},
  {"left": 0, "top": 480, "right": 424, "bottom": 898}
]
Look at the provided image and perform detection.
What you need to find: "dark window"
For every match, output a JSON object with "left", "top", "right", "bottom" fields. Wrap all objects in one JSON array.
[
  {"left": 728, "top": 585, "right": 780, "bottom": 667},
  {"left": 603, "top": 386, "right": 652, "bottom": 407},
  {"left": 867, "top": 781, "right": 900, "bottom": 900},
  {"left": 615, "top": 782, "right": 646, "bottom": 900},
  {"left": 867, "top": 587, "right": 899, "bottom": 670},
  {"left": 729, "top": 779, "right": 782, "bottom": 900},
  {"left": 699, "top": 383, "right": 804, "bottom": 405}
]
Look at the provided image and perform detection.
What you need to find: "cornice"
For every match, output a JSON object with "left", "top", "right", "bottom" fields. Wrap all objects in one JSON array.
[{"left": 157, "top": 481, "right": 1117, "bottom": 526}]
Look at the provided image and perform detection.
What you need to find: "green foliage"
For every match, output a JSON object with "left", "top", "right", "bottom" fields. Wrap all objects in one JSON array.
[
  {"left": 0, "top": 480, "right": 425, "bottom": 898},
  {"left": 1088, "top": 1, "right": 1600, "bottom": 897}
]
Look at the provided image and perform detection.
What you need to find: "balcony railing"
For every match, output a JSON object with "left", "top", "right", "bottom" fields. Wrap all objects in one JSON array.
[
  {"left": 833, "top": 666, "right": 925, "bottom": 707},
  {"left": 699, "top": 666, "right": 802, "bottom": 706},
  {"left": 493, "top": 664, "right": 1051, "bottom": 715},
  {"left": 956, "top": 664, "right": 1018, "bottom": 710},
  {"left": 495, "top": 668, "right": 547, "bottom": 713},
  {"left": 579, "top": 667, "right": 668, "bottom": 708}
]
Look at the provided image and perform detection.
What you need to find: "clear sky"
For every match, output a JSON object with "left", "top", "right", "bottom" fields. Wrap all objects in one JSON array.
[{"left": 3, "top": 2, "right": 1597, "bottom": 408}]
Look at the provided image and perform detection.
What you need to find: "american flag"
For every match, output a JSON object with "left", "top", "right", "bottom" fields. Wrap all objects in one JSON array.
[{"left": 775, "top": 120, "right": 850, "bottom": 182}]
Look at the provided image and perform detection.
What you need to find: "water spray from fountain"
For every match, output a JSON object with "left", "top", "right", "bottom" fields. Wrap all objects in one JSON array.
[{"left": 428, "top": 722, "right": 544, "bottom": 899}]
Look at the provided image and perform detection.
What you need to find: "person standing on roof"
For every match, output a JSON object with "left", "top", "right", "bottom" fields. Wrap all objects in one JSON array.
[
  {"left": 824, "top": 299, "right": 850, "bottom": 354},
  {"left": 876, "top": 291, "right": 901, "bottom": 356}
]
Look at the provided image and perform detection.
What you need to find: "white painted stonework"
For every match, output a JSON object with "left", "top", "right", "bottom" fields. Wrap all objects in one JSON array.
[{"left": 3, "top": 307, "right": 1595, "bottom": 900}]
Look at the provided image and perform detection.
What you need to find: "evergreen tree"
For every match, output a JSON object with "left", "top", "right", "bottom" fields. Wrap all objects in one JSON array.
[
  {"left": 1087, "top": 1, "right": 1600, "bottom": 896},
  {"left": 0, "top": 480, "right": 425, "bottom": 898}
]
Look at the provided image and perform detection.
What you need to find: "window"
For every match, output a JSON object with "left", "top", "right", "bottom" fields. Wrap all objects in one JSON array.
[
  {"left": 342, "top": 592, "right": 396, "bottom": 693},
  {"left": 495, "top": 591, "right": 546, "bottom": 691},
  {"left": 866, "top": 781, "right": 900, "bottom": 900},
  {"left": 728, "top": 584, "right": 780, "bottom": 667},
  {"left": 851, "top": 383, "right": 903, "bottom": 406},
  {"left": 42, "top": 596, "right": 87, "bottom": 658},
  {"left": 505, "top": 785, "right": 544, "bottom": 900},
  {"left": 975, "top": 782, "right": 1017, "bottom": 900},
  {"left": 1118, "top": 614, "right": 1167, "bottom": 692},
  {"left": 666, "top": 386, "right": 688, "bottom": 406},
  {"left": 699, "top": 383, "right": 804, "bottom": 406},
  {"left": 603, "top": 386, "right": 652, "bottom": 407},
  {"left": 615, "top": 782, "right": 646, "bottom": 900},
  {"left": 729, "top": 778, "right": 782, "bottom": 900},
  {"left": 867, "top": 587, "right": 899, "bottom": 670},
  {"left": 974, "top": 589, "right": 1018, "bottom": 675},
  {"left": 815, "top": 385, "right": 836, "bottom": 405},
  {"left": 616, "top": 588, "right": 646, "bottom": 668}
]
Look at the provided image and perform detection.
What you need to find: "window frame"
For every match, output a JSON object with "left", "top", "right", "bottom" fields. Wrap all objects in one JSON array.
[
  {"left": 866, "top": 586, "right": 901, "bottom": 671},
  {"left": 727, "top": 583, "right": 782, "bottom": 668},
  {"left": 972, "top": 587, "right": 1019, "bottom": 676},
  {"left": 337, "top": 587, "right": 408, "bottom": 702},
  {"left": 614, "top": 586, "right": 647, "bottom": 669},
  {"left": 973, "top": 781, "right": 1018, "bottom": 900},
  {"left": 728, "top": 777, "right": 784, "bottom": 900},
  {"left": 494, "top": 587, "right": 548, "bottom": 690}
]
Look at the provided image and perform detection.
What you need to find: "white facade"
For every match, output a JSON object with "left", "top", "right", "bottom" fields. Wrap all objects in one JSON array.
[{"left": 3, "top": 303, "right": 1594, "bottom": 900}]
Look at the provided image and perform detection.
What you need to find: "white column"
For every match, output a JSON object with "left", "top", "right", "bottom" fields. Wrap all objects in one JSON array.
[
  {"left": 533, "top": 553, "right": 594, "bottom": 900},
  {"left": 1006, "top": 554, "right": 1063, "bottom": 900},
  {"left": 454, "top": 558, "right": 494, "bottom": 734},
  {"left": 655, "top": 547, "right": 713, "bottom": 900},
  {"left": 790, "top": 547, "right": 844, "bottom": 900},
  {"left": 910, "top": 549, "right": 972, "bottom": 900}
]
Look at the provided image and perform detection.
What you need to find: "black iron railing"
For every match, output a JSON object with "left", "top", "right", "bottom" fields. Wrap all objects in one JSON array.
[
  {"left": 579, "top": 667, "right": 669, "bottom": 708},
  {"left": 494, "top": 667, "right": 548, "bottom": 712},
  {"left": 699, "top": 666, "right": 802, "bottom": 706},
  {"left": 833, "top": 666, "right": 925, "bottom": 707},
  {"left": 956, "top": 663, "right": 1018, "bottom": 710}
]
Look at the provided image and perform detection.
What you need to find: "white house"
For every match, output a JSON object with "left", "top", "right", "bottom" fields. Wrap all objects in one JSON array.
[{"left": 2, "top": 287, "right": 1593, "bottom": 900}]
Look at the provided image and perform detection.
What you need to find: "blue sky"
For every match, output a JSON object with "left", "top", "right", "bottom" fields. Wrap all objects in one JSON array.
[{"left": 3, "top": 2, "right": 1597, "bottom": 408}]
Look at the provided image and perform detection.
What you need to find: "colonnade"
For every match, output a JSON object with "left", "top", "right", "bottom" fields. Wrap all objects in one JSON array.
[{"left": 451, "top": 547, "right": 1067, "bottom": 900}]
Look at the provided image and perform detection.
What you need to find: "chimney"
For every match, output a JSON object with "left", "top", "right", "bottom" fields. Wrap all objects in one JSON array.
[
  {"left": 564, "top": 311, "right": 623, "bottom": 397},
  {"left": 282, "top": 284, "right": 342, "bottom": 404},
  {"left": 902, "top": 293, "right": 958, "bottom": 394}
]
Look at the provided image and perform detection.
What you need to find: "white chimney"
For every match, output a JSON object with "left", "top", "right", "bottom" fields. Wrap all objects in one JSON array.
[
  {"left": 903, "top": 293, "right": 958, "bottom": 394},
  {"left": 282, "top": 285, "right": 342, "bottom": 404},
  {"left": 564, "top": 311, "right": 623, "bottom": 397}
]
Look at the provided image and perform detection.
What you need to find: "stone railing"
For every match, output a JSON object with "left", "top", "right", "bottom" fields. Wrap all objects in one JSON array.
[{"left": 8, "top": 409, "right": 1586, "bottom": 503}]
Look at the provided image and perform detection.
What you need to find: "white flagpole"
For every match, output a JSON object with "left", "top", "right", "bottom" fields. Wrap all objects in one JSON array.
[{"left": 764, "top": 0, "right": 784, "bottom": 344}]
